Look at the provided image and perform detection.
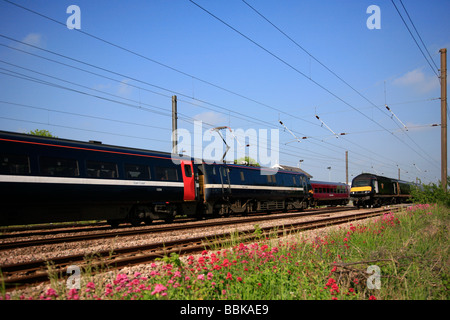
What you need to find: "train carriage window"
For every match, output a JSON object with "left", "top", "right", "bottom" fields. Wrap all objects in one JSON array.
[
  {"left": 1, "top": 154, "right": 30, "bottom": 174},
  {"left": 156, "top": 166, "right": 179, "bottom": 181},
  {"left": 86, "top": 160, "right": 117, "bottom": 178},
  {"left": 125, "top": 164, "right": 150, "bottom": 180},
  {"left": 40, "top": 156, "right": 79, "bottom": 177},
  {"left": 240, "top": 171, "right": 245, "bottom": 181},
  {"left": 205, "top": 165, "right": 218, "bottom": 176},
  {"left": 184, "top": 164, "right": 192, "bottom": 178}
]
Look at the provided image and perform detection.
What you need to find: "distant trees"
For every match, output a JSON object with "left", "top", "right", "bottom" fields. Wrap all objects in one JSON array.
[
  {"left": 28, "top": 129, "right": 57, "bottom": 138},
  {"left": 234, "top": 156, "right": 260, "bottom": 166},
  {"left": 411, "top": 178, "right": 450, "bottom": 207}
]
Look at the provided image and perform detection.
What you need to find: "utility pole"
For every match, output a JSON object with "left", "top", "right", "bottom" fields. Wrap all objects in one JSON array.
[
  {"left": 440, "top": 49, "right": 447, "bottom": 191},
  {"left": 172, "top": 95, "right": 178, "bottom": 155},
  {"left": 345, "top": 151, "right": 348, "bottom": 185}
]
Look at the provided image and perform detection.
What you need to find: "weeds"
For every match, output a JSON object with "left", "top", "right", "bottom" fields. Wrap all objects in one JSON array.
[{"left": 1, "top": 203, "right": 448, "bottom": 300}]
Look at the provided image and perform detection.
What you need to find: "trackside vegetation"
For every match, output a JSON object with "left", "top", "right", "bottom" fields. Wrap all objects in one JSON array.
[
  {"left": 1, "top": 200, "right": 448, "bottom": 300},
  {"left": 411, "top": 178, "right": 450, "bottom": 207}
]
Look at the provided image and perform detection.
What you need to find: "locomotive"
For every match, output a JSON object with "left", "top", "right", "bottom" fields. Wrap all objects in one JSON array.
[
  {"left": 0, "top": 130, "right": 314, "bottom": 227},
  {"left": 350, "top": 173, "right": 413, "bottom": 208}
]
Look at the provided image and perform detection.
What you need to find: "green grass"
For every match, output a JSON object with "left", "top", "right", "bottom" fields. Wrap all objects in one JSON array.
[{"left": 1, "top": 203, "right": 448, "bottom": 300}]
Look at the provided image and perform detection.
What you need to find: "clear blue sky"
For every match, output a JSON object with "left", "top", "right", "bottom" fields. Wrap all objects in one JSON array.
[{"left": 0, "top": 0, "right": 448, "bottom": 184}]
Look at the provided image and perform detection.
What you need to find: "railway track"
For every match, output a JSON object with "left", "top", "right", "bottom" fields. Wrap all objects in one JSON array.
[
  {"left": 0, "top": 205, "right": 405, "bottom": 290},
  {"left": 0, "top": 206, "right": 357, "bottom": 251}
]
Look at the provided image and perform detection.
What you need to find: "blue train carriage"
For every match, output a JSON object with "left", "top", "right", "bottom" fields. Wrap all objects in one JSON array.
[
  {"left": 0, "top": 130, "right": 199, "bottom": 227},
  {"left": 350, "top": 173, "right": 413, "bottom": 208},
  {"left": 199, "top": 162, "right": 311, "bottom": 216}
]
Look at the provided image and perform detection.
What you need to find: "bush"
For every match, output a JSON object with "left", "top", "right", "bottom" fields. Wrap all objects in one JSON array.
[{"left": 411, "top": 178, "right": 450, "bottom": 207}]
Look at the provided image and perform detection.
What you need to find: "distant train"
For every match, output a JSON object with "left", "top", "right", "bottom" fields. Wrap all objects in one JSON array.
[
  {"left": 350, "top": 173, "right": 414, "bottom": 208},
  {"left": 310, "top": 180, "right": 350, "bottom": 207},
  {"left": 1, "top": 130, "right": 334, "bottom": 227}
]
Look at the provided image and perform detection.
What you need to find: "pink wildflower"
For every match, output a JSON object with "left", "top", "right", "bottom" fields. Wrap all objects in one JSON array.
[
  {"left": 67, "top": 288, "right": 79, "bottom": 300},
  {"left": 45, "top": 288, "right": 58, "bottom": 298},
  {"left": 151, "top": 284, "right": 168, "bottom": 295}
]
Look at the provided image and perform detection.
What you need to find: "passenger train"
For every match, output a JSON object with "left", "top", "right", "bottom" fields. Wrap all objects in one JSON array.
[
  {"left": 0, "top": 130, "right": 314, "bottom": 227},
  {"left": 350, "top": 173, "right": 414, "bottom": 208},
  {"left": 0, "top": 130, "right": 414, "bottom": 227}
]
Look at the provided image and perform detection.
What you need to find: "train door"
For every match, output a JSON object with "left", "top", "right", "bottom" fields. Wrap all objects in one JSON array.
[
  {"left": 181, "top": 160, "right": 195, "bottom": 201},
  {"left": 219, "top": 165, "right": 231, "bottom": 196}
]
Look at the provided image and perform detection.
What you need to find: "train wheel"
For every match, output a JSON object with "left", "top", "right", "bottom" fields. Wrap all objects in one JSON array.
[
  {"left": 164, "top": 206, "right": 176, "bottom": 223},
  {"left": 129, "top": 205, "right": 146, "bottom": 227},
  {"left": 107, "top": 219, "right": 120, "bottom": 228},
  {"left": 213, "top": 205, "right": 230, "bottom": 218},
  {"left": 130, "top": 216, "right": 142, "bottom": 227}
]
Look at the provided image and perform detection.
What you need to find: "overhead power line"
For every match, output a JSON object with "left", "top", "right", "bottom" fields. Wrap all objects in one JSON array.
[
  {"left": 0, "top": 33, "right": 406, "bottom": 173},
  {"left": 189, "top": 0, "right": 440, "bottom": 169},
  {"left": 0, "top": 0, "right": 439, "bottom": 180},
  {"left": 399, "top": 0, "right": 439, "bottom": 72},
  {"left": 0, "top": 0, "right": 319, "bottom": 129},
  {"left": 391, "top": 0, "right": 440, "bottom": 78}
]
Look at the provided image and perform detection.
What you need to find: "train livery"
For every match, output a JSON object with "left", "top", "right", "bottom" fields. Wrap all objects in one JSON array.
[
  {"left": 0, "top": 130, "right": 314, "bottom": 227},
  {"left": 350, "top": 173, "right": 413, "bottom": 207},
  {"left": 2, "top": 131, "right": 417, "bottom": 227},
  {"left": 310, "top": 180, "right": 350, "bottom": 207}
]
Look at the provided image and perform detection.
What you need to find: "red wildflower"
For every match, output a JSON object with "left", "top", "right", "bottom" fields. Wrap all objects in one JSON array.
[
  {"left": 326, "top": 278, "right": 336, "bottom": 286},
  {"left": 369, "top": 295, "right": 377, "bottom": 300},
  {"left": 226, "top": 272, "right": 233, "bottom": 280}
]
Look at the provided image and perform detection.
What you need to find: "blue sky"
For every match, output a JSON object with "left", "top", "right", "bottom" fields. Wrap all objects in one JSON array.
[{"left": 0, "top": 0, "right": 448, "bottom": 184}]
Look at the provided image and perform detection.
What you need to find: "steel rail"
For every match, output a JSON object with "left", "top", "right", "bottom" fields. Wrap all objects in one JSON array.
[
  {"left": 0, "top": 206, "right": 358, "bottom": 251},
  {"left": 0, "top": 206, "right": 405, "bottom": 290}
]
